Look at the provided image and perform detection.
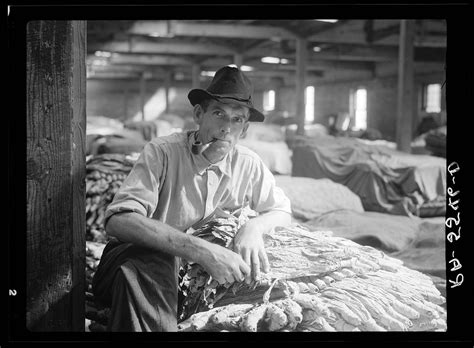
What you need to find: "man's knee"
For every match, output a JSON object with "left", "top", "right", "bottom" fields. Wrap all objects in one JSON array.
[
  {"left": 110, "top": 258, "right": 178, "bottom": 331},
  {"left": 93, "top": 243, "right": 176, "bottom": 304}
]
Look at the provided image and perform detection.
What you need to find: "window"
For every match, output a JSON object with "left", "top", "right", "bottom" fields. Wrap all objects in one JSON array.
[
  {"left": 423, "top": 83, "right": 441, "bottom": 113},
  {"left": 305, "top": 86, "right": 315, "bottom": 123},
  {"left": 350, "top": 88, "right": 367, "bottom": 130},
  {"left": 263, "top": 90, "right": 275, "bottom": 111}
]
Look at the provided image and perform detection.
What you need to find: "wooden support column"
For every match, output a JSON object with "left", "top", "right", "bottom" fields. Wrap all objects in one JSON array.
[
  {"left": 123, "top": 85, "right": 129, "bottom": 121},
  {"left": 296, "top": 37, "right": 307, "bottom": 135},
  {"left": 272, "top": 77, "right": 282, "bottom": 112},
  {"left": 192, "top": 63, "right": 201, "bottom": 89},
  {"left": 165, "top": 71, "right": 171, "bottom": 114},
  {"left": 396, "top": 20, "right": 415, "bottom": 153},
  {"left": 234, "top": 53, "right": 243, "bottom": 68},
  {"left": 26, "top": 20, "right": 86, "bottom": 331},
  {"left": 140, "top": 72, "right": 146, "bottom": 120}
]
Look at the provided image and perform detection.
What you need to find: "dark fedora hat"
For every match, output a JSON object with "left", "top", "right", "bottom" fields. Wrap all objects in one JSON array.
[{"left": 188, "top": 66, "right": 265, "bottom": 122}]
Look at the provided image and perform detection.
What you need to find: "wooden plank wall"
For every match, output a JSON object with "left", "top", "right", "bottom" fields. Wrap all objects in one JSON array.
[{"left": 26, "top": 20, "right": 86, "bottom": 331}]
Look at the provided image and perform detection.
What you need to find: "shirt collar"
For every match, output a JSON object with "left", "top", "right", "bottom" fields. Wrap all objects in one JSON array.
[{"left": 187, "top": 131, "right": 232, "bottom": 177}]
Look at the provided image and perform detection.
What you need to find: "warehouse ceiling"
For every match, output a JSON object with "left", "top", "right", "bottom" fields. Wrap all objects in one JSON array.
[{"left": 86, "top": 19, "right": 447, "bottom": 83}]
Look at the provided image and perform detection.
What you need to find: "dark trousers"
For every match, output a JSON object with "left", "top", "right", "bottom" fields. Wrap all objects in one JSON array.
[{"left": 92, "top": 239, "right": 180, "bottom": 332}]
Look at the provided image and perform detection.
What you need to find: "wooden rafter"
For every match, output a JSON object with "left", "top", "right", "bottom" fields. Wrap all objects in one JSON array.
[
  {"left": 128, "top": 20, "right": 297, "bottom": 40},
  {"left": 88, "top": 38, "right": 236, "bottom": 56}
]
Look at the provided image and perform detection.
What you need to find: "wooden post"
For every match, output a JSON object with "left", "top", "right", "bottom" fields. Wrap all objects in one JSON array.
[
  {"left": 272, "top": 77, "right": 282, "bottom": 112},
  {"left": 26, "top": 20, "right": 86, "bottom": 331},
  {"left": 296, "top": 37, "right": 307, "bottom": 135},
  {"left": 123, "top": 85, "right": 129, "bottom": 121},
  {"left": 192, "top": 63, "right": 201, "bottom": 89},
  {"left": 140, "top": 72, "right": 146, "bottom": 120},
  {"left": 234, "top": 53, "right": 243, "bottom": 68},
  {"left": 165, "top": 71, "right": 171, "bottom": 114},
  {"left": 396, "top": 20, "right": 415, "bottom": 152}
]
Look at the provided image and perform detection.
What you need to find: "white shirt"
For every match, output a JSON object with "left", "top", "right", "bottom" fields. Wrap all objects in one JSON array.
[{"left": 105, "top": 131, "right": 291, "bottom": 232}]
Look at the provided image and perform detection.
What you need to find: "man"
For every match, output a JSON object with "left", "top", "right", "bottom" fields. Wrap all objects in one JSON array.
[{"left": 92, "top": 66, "right": 292, "bottom": 332}]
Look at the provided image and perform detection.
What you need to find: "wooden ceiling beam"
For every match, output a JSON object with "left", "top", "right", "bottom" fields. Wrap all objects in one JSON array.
[
  {"left": 104, "top": 53, "right": 194, "bottom": 66},
  {"left": 86, "top": 63, "right": 166, "bottom": 75},
  {"left": 87, "top": 71, "right": 141, "bottom": 80},
  {"left": 366, "top": 21, "right": 446, "bottom": 47},
  {"left": 376, "top": 34, "right": 446, "bottom": 48},
  {"left": 246, "top": 44, "right": 395, "bottom": 62},
  {"left": 87, "top": 64, "right": 146, "bottom": 73},
  {"left": 268, "top": 61, "right": 374, "bottom": 72},
  {"left": 89, "top": 39, "right": 445, "bottom": 63},
  {"left": 128, "top": 20, "right": 297, "bottom": 40},
  {"left": 202, "top": 56, "right": 373, "bottom": 72},
  {"left": 178, "top": 69, "right": 316, "bottom": 80},
  {"left": 303, "top": 19, "right": 352, "bottom": 38},
  {"left": 88, "top": 38, "right": 236, "bottom": 56},
  {"left": 369, "top": 24, "right": 399, "bottom": 43},
  {"left": 308, "top": 20, "right": 446, "bottom": 48},
  {"left": 307, "top": 20, "right": 367, "bottom": 44}
]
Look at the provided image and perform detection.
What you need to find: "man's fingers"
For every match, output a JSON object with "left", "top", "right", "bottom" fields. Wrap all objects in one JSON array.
[
  {"left": 251, "top": 250, "right": 261, "bottom": 281},
  {"left": 241, "top": 262, "right": 252, "bottom": 284},
  {"left": 215, "top": 276, "right": 227, "bottom": 285},
  {"left": 259, "top": 249, "right": 271, "bottom": 274},
  {"left": 242, "top": 248, "right": 251, "bottom": 268},
  {"left": 236, "top": 247, "right": 251, "bottom": 284}
]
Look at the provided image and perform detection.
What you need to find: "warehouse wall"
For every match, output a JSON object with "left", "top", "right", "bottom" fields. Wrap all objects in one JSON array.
[
  {"left": 310, "top": 78, "right": 402, "bottom": 139},
  {"left": 87, "top": 79, "right": 144, "bottom": 120},
  {"left": 87, "top": 77, "right": 266, "bottom": 123},
  {"left": 281, "top": 69, "right": 446, "bottom": 141},
  {"left": 87, "top": 79, "right": 193, "bottom": 121}
]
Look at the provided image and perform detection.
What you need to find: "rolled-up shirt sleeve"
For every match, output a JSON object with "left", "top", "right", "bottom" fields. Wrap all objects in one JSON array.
[
  {"left": 104, "top": 143, "right": 162, "bottom": 227},
  {"left": 250, "top": 159, "right": 292, "bottom": 215}
]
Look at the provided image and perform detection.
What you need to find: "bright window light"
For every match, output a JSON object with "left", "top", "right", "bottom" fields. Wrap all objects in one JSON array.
[
  {"left": 261, "top": 57, "right": 289, "bottom": 64},
  {"left": 240, "top": 65, "right": 254, "bottom": 72},
  {"left": 351, "top": 88, "right": 367, "bottom": 130},
  {"left": 313, "top": 46, "right": 322, "bottom": 52},
  {"left": 263, "top": 90, "right": 275, "bottom": 111},
  {"left": 305, "top": 86, "right": 315, "bottom": 123},
  {"left": 424, "top": 83, "right": 442, "bottom": 113},
  {"left": 342, "top": 117, "right": 351, "bottom": 131},
  {"left": 201, "top": 71, "right": 216, "bottom": 77},
  {"left": 261, "top": 57, "right": 280, "bottom": 64}
]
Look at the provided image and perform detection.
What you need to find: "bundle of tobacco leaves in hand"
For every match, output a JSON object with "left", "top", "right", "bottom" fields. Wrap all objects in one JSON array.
[{"left": 178, "top": 206, "right": 259, "bottom": 321}]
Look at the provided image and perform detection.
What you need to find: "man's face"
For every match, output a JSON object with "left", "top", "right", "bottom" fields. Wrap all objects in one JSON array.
[{"left": 193, "top": 99, "right": 250, "bottom": 160}]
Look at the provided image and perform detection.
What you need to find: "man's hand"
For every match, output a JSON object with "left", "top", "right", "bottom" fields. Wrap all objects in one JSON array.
[
  {"left": 232, "top": 219, "right": 270, "bottom": 284},
  {"left": 107, "top": 212, "right": 251, "bottom": 286},
  {"left": 198, "top": 242, "right": 251, "bottom": 285}
]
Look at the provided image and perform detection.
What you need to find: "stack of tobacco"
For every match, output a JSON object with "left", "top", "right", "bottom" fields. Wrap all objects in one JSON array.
[
  {"left": 178, "top": 221, "right": 447, "bottom": 332},
  {"left": 85, "top": 153, "right": 137, "bottom": 242}
]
